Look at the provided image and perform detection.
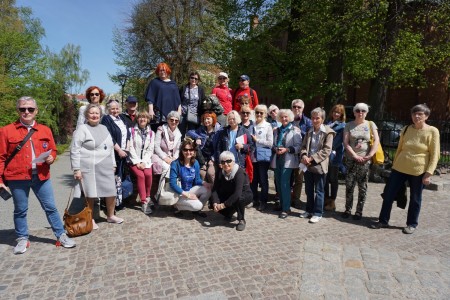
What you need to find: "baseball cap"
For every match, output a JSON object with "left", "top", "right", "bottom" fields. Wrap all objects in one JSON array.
[
  {"left": 125, "top": 96, "right": 138, "bottom": 103},
  {"left": 218, "top": 72, "right": 228, "bottom": 78},
  {"left": 239, "top": 75, "right": 250, "bottom": 81}
]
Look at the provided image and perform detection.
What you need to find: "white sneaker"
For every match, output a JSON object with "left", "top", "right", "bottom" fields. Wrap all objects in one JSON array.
[
  {"left": 13, "top": 238, "right": 30, "bottom": 254},
  {"left": 299, "top": 212, "right": 311, "bottom": 218},
  {"left": 309, "top": 216, "right": 322, "bottom": 223},
  {"left": 141, "top": 202, "right": 152, "bottom": 215}
]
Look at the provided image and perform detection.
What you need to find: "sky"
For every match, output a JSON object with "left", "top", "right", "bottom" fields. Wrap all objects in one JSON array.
[{"left": 16, "top": 0, "right": 132, "bottom": 95}]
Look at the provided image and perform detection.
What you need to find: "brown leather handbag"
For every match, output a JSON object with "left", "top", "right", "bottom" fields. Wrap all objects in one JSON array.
[{"left": 63, "top": 182, "right": 93, "bottom": 237}]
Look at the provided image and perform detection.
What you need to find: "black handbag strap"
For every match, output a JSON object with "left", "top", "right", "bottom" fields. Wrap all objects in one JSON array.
[
  {"left": 4, "top": 128, "right": 36, "bottom": 168},
  {"left": 65, "top": 181, "right": 89, "bottom": 210}
]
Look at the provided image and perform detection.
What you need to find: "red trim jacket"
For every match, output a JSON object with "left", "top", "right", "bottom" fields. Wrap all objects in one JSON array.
[{"left": 0, "top": 120, "right": 57, "bottom": 183}]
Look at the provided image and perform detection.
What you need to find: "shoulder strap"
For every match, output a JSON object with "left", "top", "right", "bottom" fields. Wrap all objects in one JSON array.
[{"left": 4, "top": 128, "right": 36, "bottom": 168}]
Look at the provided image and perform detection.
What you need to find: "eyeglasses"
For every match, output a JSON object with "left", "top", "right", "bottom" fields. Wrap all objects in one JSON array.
[
  {"left": 182, "top": 148, "right": 194, "bottom": 152},
  {"left": 218, "top": 77, "right": 226, "bottom": 80},
  {"left": 292, "top": 106, "right": 303, "bottom": 109},
  {"left": 239, "top": 79, "right": 246, "bottom": 82},
  {"left": 169, "top": 118, "right": 179, "bottom": 123},
  {"left": 255, "top": 111, "right": 264, "bottom": 115},
  {"left": 240, "top": 112, "right": 250, "bottom": 115},
  {"left": 18, "top": 107, "right": 36, "bottom": 113},
  {"left": 190, "top": 77, "right": 199, "bottom": 80},
  {"left": 90, "top": 93, "right": 100, "bottom": 97},
  {"left": 355, "top": 109, "right": 367, "bottom": 113},
  {"left": 220, "top": 159, "right": 233, "bottom": 165}
]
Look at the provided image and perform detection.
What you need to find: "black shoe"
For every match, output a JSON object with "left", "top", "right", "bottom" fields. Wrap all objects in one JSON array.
[
  {"left": 279, "top": 212, "right": 289, "bottom": 219},
  {"left": 370, "top": 222, "right": 389, "bottom": 229},
  {"left": 193, "top": 211, "right": 207, "bottom": 218},
  {"left": 236, "top": 220, "right": 246, "bottom": 231},
  {"left": 341, "top": 211, "right": 351, "bottom": 219},
  {"left": 353, "top": 213, "right": 362, "bottom": 220},
  {"left": 257, "top": 203, "right": 267, "bottom": 211}
]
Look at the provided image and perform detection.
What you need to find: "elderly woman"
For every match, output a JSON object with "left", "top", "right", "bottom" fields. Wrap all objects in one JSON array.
[
  {"left": 211, "top": 151, "right": 253, "bottom": 231},
  {"left": 152, "top": 111, "right": 182, "bottom": 177},
  {"left": 129, "top": 111, "right": 155, "bottom": 215},
  {"left": 145, "top": 62, "right": 181, "bottom": 128},
  {"left": 299, "top": 108, "right": 335, "bottom": 223},
  {"left": 271, "top": 109, "right": 302, "bottom": 218},
  {"left": 213, "top": 110, "right": 253, "bottom": 169},
  {"left": 267, "top": 104, "right": 281, "bottom": 129},
  {"left": 71, "top": 104, "right": 124, "bottom": 228},
  {"left": 100, "top": 99, "right": 131, "bottom": 208},
  {"left": 250, "top": 105, "right": 273, "bottom": 211},
  {"left": 186, "top": 112, "right": 221, "bottom": 183},
  {"left": 342, "top": 102, "right": 380, "bottom": 220},
  {"left": 76, "top": 86, "right": 106, "bottom": 127},
  {"left": 212, "top": 72, "right": 232, "bottom": 126},
  {"left": 324, "top": 104, "right": 346, "bottom": 211},
  {"left": 371, "top": 104, "right": 440, "bottom": 234},
  {"left": 179, "top": 71, "right": 205, "bottom": 134},
  {"left": 169, "top": 138, "right": 212, "bottom": 216}
]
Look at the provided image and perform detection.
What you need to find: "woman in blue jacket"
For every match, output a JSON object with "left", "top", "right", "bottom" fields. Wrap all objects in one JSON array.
[
  {"left": 169, "top": 138, "right": 212, "bottom": 217},
  {"left": 324, "top": 104, "right": 346, "bottom": 211}
]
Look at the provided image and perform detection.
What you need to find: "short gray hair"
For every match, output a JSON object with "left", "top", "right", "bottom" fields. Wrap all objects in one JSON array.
[
  {"left": 268, "top": 104, "right": 279, "bottom": 113},
  {"left": 277, "top": 109, "right": 294, "bottom": 122},
  {"left": 84, "top": 103, "right": 103, "bottom": 119},
  {"left": 311, "top": 107, "right": 326, "bottom": 120},
  {"left": 411, "top": 104, "right": 430, "bottom": 116},
  {"left": 219, "top": 151, "right": 235, "bottom": 163},
  {"left": 291, "top": 99, "right": 304, "bottom": 108},
  {"left": 167, "top": 110, "right": 180, "bottom": 120},
  {"left": 17, "top": 96, "right": 38, "bottom": 109},
  {"left": 106, "top": 99, "right": 121, "bottom": 113},
  {"left": 227, "top": 110, "right": 242, "bottom": 125},
  {"left": 353, "top": 102, "right": 369, "bottom": 113}
]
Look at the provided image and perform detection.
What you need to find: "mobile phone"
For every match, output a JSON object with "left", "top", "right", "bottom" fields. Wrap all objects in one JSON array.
[{"left": 0, "top": 187, "right": 12, "bottom": 201}]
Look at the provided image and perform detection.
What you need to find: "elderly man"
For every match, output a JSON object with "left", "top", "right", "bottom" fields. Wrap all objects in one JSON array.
[
  {"left": 291, "top": 99, "right": 312, "bottom": 208},
  {"left": 122, "top": 96, "right": 138, "bottom": 127},
  {"left": 232, "top": 74, "right": 259, "bottom": 112},
  {"left": 0, "top": 96, "right": 76, "bottom": 254}
]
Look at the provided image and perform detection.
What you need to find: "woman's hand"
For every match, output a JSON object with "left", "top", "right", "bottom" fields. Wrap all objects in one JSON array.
[
  {"left": 353, "top": 154, "right": 365, "bottom": 163},
  {"left": 301, "top": 156, "right": 312, "bottom": 165},
  {"left": 136, "top": 163, "right": 145, "bottom": 170},
  {"left": 276, "top": 147, "right": 287, "bottom": 155},
  {"left": 251, "top": 134, "right": 257, "bottom": 142},
  {"left": 117, "top": 149, "right": 128, "bottom": 158},
  {"left": 423, "top": 173, "right": 432, "bottom": 185},
  {"left": 213, "top": 203, "right": 225, "bottom": 212},
  {"left": 235, "top": 143, "right": 243, "bottom": 150},
  {"left": 164, "top": 157, "right": 173, "bottom": 164},
  {"left": 45, "top": 154, "right": 55, "bottom": 165},
  {"left": 196, "top": 139, "right": 202, "bottom": 145},
  {"left": 73, "top": 170, "right": 82, "bottom": 180}
]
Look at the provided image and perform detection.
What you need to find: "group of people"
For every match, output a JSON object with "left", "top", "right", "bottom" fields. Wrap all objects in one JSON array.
[{"left": 0, "top": 62, "right": 440, "bottom": 255}]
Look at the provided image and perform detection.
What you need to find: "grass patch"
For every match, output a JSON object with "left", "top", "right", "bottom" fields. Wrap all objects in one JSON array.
[{"left": 56, "top": 143, "right": 71, "bottom": 155}]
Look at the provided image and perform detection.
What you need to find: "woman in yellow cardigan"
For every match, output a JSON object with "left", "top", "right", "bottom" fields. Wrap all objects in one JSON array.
[{"left": 371, "top": 104, "right": 440, "bottom": 234}]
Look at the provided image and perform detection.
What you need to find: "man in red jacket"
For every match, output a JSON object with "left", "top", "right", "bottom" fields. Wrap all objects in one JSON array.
[
  {"left": 0, "top": 96, "right": 76, "bottom": 254},
  {"left": 232, "top": 74, "right": 259, "bottom": 112}
]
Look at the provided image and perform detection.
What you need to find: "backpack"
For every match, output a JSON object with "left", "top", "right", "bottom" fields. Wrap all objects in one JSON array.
[
  {"left": 233, "top": 88, "right": 255, "bottom": 109},
  {"left": 201, "top": 94, "right": 224, "bottom": 116}
]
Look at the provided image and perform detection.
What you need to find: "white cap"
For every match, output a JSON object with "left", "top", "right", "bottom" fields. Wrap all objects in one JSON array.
[{"left": 218, "top": 72, "right": 228, "bottom": 78}]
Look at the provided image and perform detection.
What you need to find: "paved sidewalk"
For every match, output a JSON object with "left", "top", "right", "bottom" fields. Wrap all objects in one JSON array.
[{"left": 0, "top": 153, "right": 449, "bottom": 299}]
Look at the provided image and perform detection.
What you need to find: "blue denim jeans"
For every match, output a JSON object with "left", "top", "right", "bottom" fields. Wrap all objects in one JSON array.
[
  {"left": 304, "top": 171, "right": 326, "bottom": 217},
  {"left": 251, "top": 161, "right": 270, "bottom": 204},
  {"left": 274, "top": 162, "right": 293, "bottom": 212},
  {"left": 9, "top": 174, "right": 65, "bottom": 239},
  {"left": 379, "top": 169, "right": 424, "bottom": 228}
]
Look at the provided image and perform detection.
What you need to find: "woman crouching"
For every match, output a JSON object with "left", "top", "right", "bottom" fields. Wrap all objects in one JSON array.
[{"left": 211, "top": 151, "right": 253, "bottom": 231}]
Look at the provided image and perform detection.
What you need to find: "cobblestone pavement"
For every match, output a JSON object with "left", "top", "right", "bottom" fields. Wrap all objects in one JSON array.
[{"left": 0, "top": 153, "right": 449, "bottom": 299}]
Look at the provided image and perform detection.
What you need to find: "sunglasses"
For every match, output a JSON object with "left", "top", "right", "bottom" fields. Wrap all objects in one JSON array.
[
  {"left": 218, "top": 77, "right": 227, "bottom": 80},
  {"left": 18, "top": 107, "right": 36, "bottom": 113},
  {"left": 220, "top": 159, "right": 233, "bottom": 165},
  {"left": 255, "top": 111, "right": 264, "bottom": 115},
  {"left": 182, "top": 148, "right": 194, "bottom": 152},
  {"left": 190, "top": 77, "right": 199, "bottom": 80},
  {"left": 169, "top": 118, "right": 179, "bottom": 123},
  {"left": 90, "top": 93, "right": 100, "bottom": 97},
  {"left": 292, "top": 105, "right": 303, "bottom": 109},
  {"left": 239, "top": 79, "right": 247, "bottom": 82},
  {"left": 355, "top": 109, "right": 367, "bottom": 113},
  {"left": 241, "top": 111, "right": 250, "bottom": 115}
]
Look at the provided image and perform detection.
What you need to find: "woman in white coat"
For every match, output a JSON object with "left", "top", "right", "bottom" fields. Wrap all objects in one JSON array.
[
  {"left": 129, "top": 111, "right": 155, "bottom": 215},
  {"left": 71, "top": 104, "right": 124, "bottom": 229}
]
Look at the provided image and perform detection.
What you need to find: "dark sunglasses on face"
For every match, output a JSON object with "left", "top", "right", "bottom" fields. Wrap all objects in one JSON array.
[
  {"left": 19, "top": 107, "right": 36, "bottom": 113},
  {"left": 241, "top": 112, "right": 250, "bottom": 115},
  {"left": 190, "top": 77, "right": 199, "bottom": 80},
  {"left": 255, "top": 111, "right": 264, "bottom": 115},
  {"left": 239, "top": 79, "right": 246, "bottom": 82},
  {"left": 169, "top": 118, "right": 179, "bottom": 123},
  {"left": 182, "top": 148, "right": 194, "bottom": 152},
  {"left": 355, "top": 109, "right": 367, "bottom": 113},
  {"left": 90, "top": 93, "right": 100, "bottom": 97},
  {"left": 220, "top": 159, "right": 233, "bottom": 165},
  {"left": 218, "top": 77, "right": 226, "bottom": 80},
  {"left": 292, "top": 105, "right": 303, "bottom": 109}
]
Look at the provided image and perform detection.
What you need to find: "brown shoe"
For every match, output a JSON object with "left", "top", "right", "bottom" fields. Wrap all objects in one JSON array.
[{"left": 324, "top": 199, "right": 336, "bottom": 212}]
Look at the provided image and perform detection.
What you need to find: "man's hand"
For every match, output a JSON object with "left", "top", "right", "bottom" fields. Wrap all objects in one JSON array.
[{"left": 45, "top": 154, "right": 55, "bottom": 165}]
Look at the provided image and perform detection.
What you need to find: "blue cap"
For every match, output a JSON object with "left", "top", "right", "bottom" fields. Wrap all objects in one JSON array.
[
  {"left": 239, "top": 75, "right": 250, "bottom": 81},
  {"left": 126, "top": 96, "right": 138, "bottom": 103}
]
